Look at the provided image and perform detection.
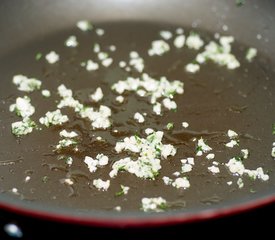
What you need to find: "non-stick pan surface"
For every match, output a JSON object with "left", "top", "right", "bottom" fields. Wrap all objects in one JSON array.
[{"left": 0, "top": 0, "right": 275, "bottom": 227}]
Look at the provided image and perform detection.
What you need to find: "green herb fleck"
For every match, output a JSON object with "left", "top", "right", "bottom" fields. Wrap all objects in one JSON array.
[
  {"left": 250, "top": 188, "right": 256, "bottom": 193},
  {"left": 166, "top": 122, "right": 174, "bottom": 130},
  {"left": 115, "top": 185, "right": 129, "bottom": 197},
  {"left": 118, "top": 165, "right": 126, "bottom": 171},
  {"left": 42, "top": 176, "right": 49, "bottom": 183},
  {"left": 134, "top": 134, "right": 141, "bottom": 143},
  {"left": 159, "top": 202, "right": 168, "bottom": 210},
  {"left": 115, "top": 191, "right": 124, "bottom": 197},
  {"left": 236, "top": 0, "right": 245, "bottom": 7},
  {"left": 35, "top": 52, "right": 42, "bottom": 60},
  {"left": 195, "top": 146, "right": 203, "bottom": 153},
  {"left": 155, "top": 146, "right": 161, "bottom": 154},
  {"left": 147, "top": 133, "right": 156, "bottom": 143},
  {"left": 272, "top": 123, "right": 275, "bottom": 135},
  {"left": 235, "top": 156, "right": 243, "bottom": 161}
]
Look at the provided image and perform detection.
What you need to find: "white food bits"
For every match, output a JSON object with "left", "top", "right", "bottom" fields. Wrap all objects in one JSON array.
[
  {"left": 93, "top": 179, "right": 110, "bottom": 191},
  {"left": 56, "top": 138, "right": 78, "bottom": 151},
  {"left": 256, "top": 34, "right": 262, "bottom": 40},
  {"left": 181, "top": 122, "right": 189, "bottom": 128},
  {"left": 134, "top": 112, "right": 145, "bottom": 123},
  {"left": 173, "top": 171, "right": 181, "bottom": 177},
  {"left": 162, "top": 98, "right": 177, "bottom": 110},
  {"left": 11, "top": 188, "right": 18, "bottom": 194},
  {"left": 186, "top": 33, "right": 204, "bottom": 50},
  {"left": 196, "top": 138, "right": 212, "bottom": 156},
  {"left": 227, "top": 181, "right": 233, "bottom": 186},
  {"left": 84, "top": 154, "right": 109, "bottom": 173},
  {"left": 90, "top": 87, "right": 104, "bottom": 102},
  {"left": 185, "top": 63, "right": 200, "bottom": 73},
  {"left": 122, "top": 185, "right": 130, "bottom": 195},
  {"left": 119, "top": 61, "right": 127, "bottom": 68},
  {"left": 162, "top": 176, "right": 173, "bottom": 185},
  {"left": 59, "top": 130, "right": 78, "bottom": 138},
  {"left": 148, "top": 40, "right": 170, "bottom": 56},
  {"left": 137, "top": 89, "right": 146, "bottom": 97},
  {"left": 96, "top": 28, "right": 105, "bottom": 36},
  {"left": 237, "top": 178, "right": 244, "bottom": 188},
  {"left": 181, "top": 162, "right": 193, "bottom": 173},
  {"left": 187, "top": 157, "right": 194, "bottom": 165},
  {"left": 57, "top": 92, "right": 83, "bottom": 112},
  {"left": 246, "top": 47, "right": 257, "bottom": 62},
  {"left": 41, "top": 89, "right": 51, "bottom": 98},
  {"left": 129, "top": 51, "right": 144, "bottom": 72},
  {"left": 141, "top": 197, "right": 167, "bottom": 212},
  {"left": 63, "top": 178, "right": 74, "bottom": 186},
  {"left": 241, "top": 149, "right": 249, "bottom": 159},
  {"left": 45, "top": 51, "right": 59, "bottom": 64},
  {"left": 225, "top": 140, "right": 238, "bottom": 148},
  {"left": 93, "top": 43, "right": 100, "bottom": 53},
  {"left": 208, "top": 165, "right": 220, "bottom": 174},
  {"left": 172, "top": 177, "right": 190, "bottom": 189},
  {"left": 176, "top": 28, "right": 184, "bottom": 35},
  {"left": 220, "top": 36, "right": 234, "bottom": 53},
  {"left": 159, "top": 30, "right": 173, "bottom": 40},
  {"left": 173, "top": 35, "right": 185, "bottom": 48},
  {"left": 193, "top": 37, "right": 240, "bottom": 70},
  {"left": 117, "top": 185, "right": 130, "bottom": 195},
  {"left": 145, "top": 128, "right": 154, "bottom": 135},
  {"left": 24, "top": 176, "right": 31, "bottom": 183},
  {"left": 182, "top": 157, "right": 195, "bottom": 172},
  {"left": 57, "top": 84, "right": 73, "bottom": 98},
  {"left": 9, "top": 96, "right": 35, "bottom": 118},
  {"left": 115, "top": 95, "right": 124, "bottom": 103},
  {"left": 226, "top": 157, "right": 268, "bottom": 181},
  {"left": 79, "top": 105, "right": 112, "bottom": 129},
  {"left": 222, "top": 25, "right": 229, "bottom": 32},
  {"left": 96, "top": 153, "right": 109, "bottom": 166},
  {"left": 65, "top": 35, "right": 78, "bottom": 47},
  {"left": 39, "top": 109, "right": 69, "bottom": 127},
  {"left": 112, "top": 80, "right": 130, "bottom": 95},
  {"left": 11, "top": 118, "right": 36, "bottom": 136},
  {"left": 111, "top": 74, "right": 183, "bottom": 113},
  {"left": 77, "top": 20, "right": 92, "bottom": 31},
  {"left": 86, "top": 60, "right": 99, "bottom": 71},
  {"left": 214, "top": 33, "right": 220, "bottom": 39},
  {"left": 112, "top": 131, "right": 176, "bottom": 179},
  {"left": 271, "top": 143, "right": 275, "bottom": 158},
  {"left": 161, "top": 144, "right": 177, "bottom": 159},
  {"left": 12, "top": 75, "right": 42, "bottom": 92},
  {"left": 65, "top": 157, "right": 73, "bottom": 166},
  {"left": 109, "top": 45, "right": 116, "bottom": 51},
  {"left": 227, "top": 129, "right": 238, "bottom": 139},
  {"left": 153, "top": 102, "right": 162, "bottom": 115},
  {"left": 102, "top": 58, "right": 113, "bottom": 67},
  {"left": 206, "top": 153, "right": 215, "bottom": 160},
  {"left": 96, "top": 136, "right": 103, "bottom": 141},
  {"left": 226, "top": 158, "right": 245, "bottom": 176},
  {"left": 245, "top": 168, "right": 269, "bottom": 181},
  {"left": 98, "top": 52, "right": 108, "bottom": 60},
  {"left": 114, "top": 206, "right": 121, "bottom": 211},
  {"left": 129, "top": 51, "right": 139, "bottom": 59},
  {"left": 84, "top": 156, "right": 98, "bottom": 173}
]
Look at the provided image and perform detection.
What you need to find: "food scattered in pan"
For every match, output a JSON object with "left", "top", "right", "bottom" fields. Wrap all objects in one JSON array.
[{"left": 0, "top": 21, "right": 274, "bottom": 212}]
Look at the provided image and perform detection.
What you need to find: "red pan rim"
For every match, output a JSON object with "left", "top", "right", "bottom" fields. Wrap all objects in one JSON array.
[{"left": 0, "top": 193, "right": 275, "bottom": 228}]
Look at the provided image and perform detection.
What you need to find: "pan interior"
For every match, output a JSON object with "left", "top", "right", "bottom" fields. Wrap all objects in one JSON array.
[{"left": 0, "top": 21, "right": 275, "bottom": 214}]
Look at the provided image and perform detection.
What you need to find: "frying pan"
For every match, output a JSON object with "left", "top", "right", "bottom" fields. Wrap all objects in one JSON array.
[{"left": 0, "top": 0, "right": 275, "bottom": 229}]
